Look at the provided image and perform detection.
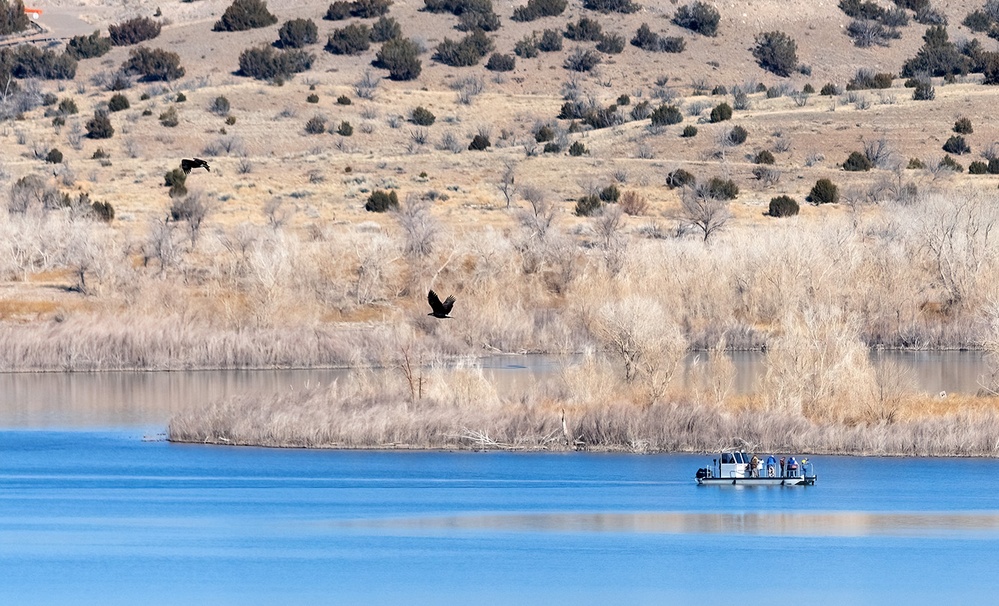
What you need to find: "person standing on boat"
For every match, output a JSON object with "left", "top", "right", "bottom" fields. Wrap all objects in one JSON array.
[
  {"left": 787, "top": 456, "right": 798, "bottom": 477},
  {"left": 779, "top": 457, "right": 786, "bottom": 477},
  {"left": 750, "top": 455, "right": 760, "bottom": 477},
  {"left": 766, "top": 455, "right": 776, "bottom": 478}
]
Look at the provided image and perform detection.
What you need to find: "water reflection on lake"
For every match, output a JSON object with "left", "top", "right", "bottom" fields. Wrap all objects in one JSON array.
[{"left": 0, "top": 350, "right": 990, "bottom": 427}]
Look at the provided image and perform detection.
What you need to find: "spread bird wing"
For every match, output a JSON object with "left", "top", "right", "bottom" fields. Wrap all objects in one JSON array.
[
  {"left": 194, "top": 158, "right": 210, "bottom": 171},
  {"left": 180, "top": 159, "right": 194, "bottom": 174},
  {"left": 442, "top": 295, "right": 455, "bottom": 315},
  {"left": 428, "top": 290, "right": 445, "bottom": 315}
]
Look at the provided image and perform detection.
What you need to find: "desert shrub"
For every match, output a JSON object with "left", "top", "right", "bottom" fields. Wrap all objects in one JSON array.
[
  {"left": 543, "top": 142, "right": 562, "bottom": 153},
  {"left": 901, "top": 26, "right": 968, "bottom": 77},
  {"left": 575, "top": 194, "right": 602, "bottom": 216},
  {"left": 210, "top": 96, "right": 231, "bottom": 115},
  {"left": 754, "top": 150, "right": 775, "bottom": 164},
  {"left": 802, "top": 83, "right": 815, "bottom": 93},
  {"left": 214, "top": 0, "right": 278, "bottom": 32},
  {"left": 159, "top": 106, "right": 179, "bottom": 127},
  {"left": 164, "top": 169, "right": 187, "bottom": 198},
  {"left": 599, "top": 184, "right": 621, "bottom": 202},
  {"left": 351, "top": 0, "right": 393, "bottom": 18},
  {"left": 709, "top": 102, "right": 732, "bottom": 122},
  {"left": 938, "top": 154, "right": 963, "bottom": 172},
  {"left": 238, "top": 46, "right": 314, "bottom": 81},
  {"left": 660, "top": 37, "right": 686, "bottom": 53},
  {"left": 515, "top": 35, "right": 539, "bottom": 58},
  {"left": 583, "top": 0, "right": 638, "bottom": 13},
  {"left": 839, "top": 0, "right": 886, "bottom": 19},
  {"left": 485, "top": 53, "right": 515, "bottom": 71},
  {"left": 91, "top": 200, "right": 115, "bottom": 223},
  {"left": 278, "top": 18, "right": 318, "bottom": 48},
  {"left": 727, "top": 125, "right": 748, "bottom": 145},
  {"left": 942, "top": 135, "right": 970, "bottom": 154},
  {"left": 753, "top": 31, "right": 797, "bottom": 77},
  {"left": 307, "top": 93, "right": 319, "bottom": 103},
  {"left": 914, "top": 5, "right": 947, "bottom": 25},
  {"left": 45, "top": 148, "right": 63, "bottom": 164},
  {"left": 337, "top": 121, "right": 354, "bottom": 136},
  {"left": 0, "top": 0, "right": 30, "bottom": 35},
  {"left": 66, "top": 31, "right": 112, "bottom": 60},
  {"left": 843, "top": 150, "right": 873, "bottom": 171},
  {"left": 711, "top": 85, "right": 727, "bottom": 95},
  {"left": 963, "top": 10, "right": 994, "bottom": 33},
  {"left": 58, "top": 98, "right": 79, "bottom": 115},
  {"left": 122, "top": 46, "right": 185, "bottom": 81},
  {"left": 226, "top": 115, "right": 237, "bottom": 125},
  {"left": 617, "top": 94, "right": 630, "bottom": 106},
  {"left": 532, "top": 125, "right": 553, "bottom": 142},
  {"left": 565, "top": 17, "right": 602, "bottom": 41},
  {"left": 325, "top": 1, "right": 352, "bottom": 20},
  {"left": 673, "top": 1, "right": 721, "bottom": 36},
  {"left": 990, "top": 158, "right": 999, "bottom": 174},
  {"left": 327, "top": 23, "right": 371, "bottom": 55},
  {"left": 706, "top": 176, "right": 738, "bottom": 199},
  {"left": 907, "top": 157, "right": 926, "bottom": 169},
  {"left": 411, "top": 106, "right": 436, "bottom": 125},
  {"left": 424, "top": 0, "right": 500, "bottom": 31},
  {"left": 365, "top": 189, "right": 399, "bottom": 211},
  {"left": 650, "top": 104, "right": 683, "bottom": 126},
  {"left": 969, "top": 160, "right": 989, "bottom": 174},
  {"left": 568, "top": 141, "right": 588, "bottom": 156},
  {"left": 107, "top": 93, "right": 130, "bottom": 112},
  {"left": 512, "top": 0, "right": 567, "bottom": 21},
  {"left": 631, "top": 23, "right": 660, "bottom": 51},
  {"left": 3, "top": 45, "right": 78, "bottom": 79},
  {"left": 768, "top": 195, "right": 799, "bottom": 217},
  {"left": 108, "top": 16, "right": 161, "bottom": 46},
  {"left": 808, "top": 178, "right": 839, "bottom": 204},
  {"left": 847, "top": 69, "right": 893, "bottom": 90},
  {"left": 681, "top": 125, "right": 698, "bottom": 137},
  {"left": 953, "top": 117, "right": 973, "bottom": 134},
  {"left": 666, "top": 168, "right": 696, "bottom": 188},
  {"left": 564, "top": 48, "right": 601, "bottom": 72},
  {"left": 434, "top": 30, "right": 492, "bottom": 67},
  {"left": 370, "top": 16, "right": 401, "bottom": 42},
  {"left": 376, "top": 37, "right": 422, "bottom": 80},
  {"left": 619, "top": 191, "right": 648, "bottom": 215},
  {"left": 539, "top": 29, "right": 563, "bottom": 51},
  {"left": 846, "top": 19, "right": 901, "bottom": 48},
  {"left": 630, "top": 100, "right": 651, "bottom": 120},
  {"left": 305, "top": 114, "right": 327, "bottom": 134},
  {"left": 819, "top": 82, "right": 839, "bottom": 96},
  {"left": 597, "top": 33, "right": 626, "bottom": 54},
  {"left": 85, "top": 111, "right": 114, "bottom": 139},
  {"left": 176, "top": 92, "right": 187, "bottom": 102},
  {"left": 911, "top": 77, "right": 935, "bottom": 100},
  {"left": 468, "top": 134, "right": 491, "bottom": 150}
]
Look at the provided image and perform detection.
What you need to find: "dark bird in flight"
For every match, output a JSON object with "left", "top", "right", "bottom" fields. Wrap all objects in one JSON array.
[
  {"left": 181, "top": 158, "right": 211, "bottom": 174},
  {"left": 427, "top": 290, "right": 455, "bottom": 318}
]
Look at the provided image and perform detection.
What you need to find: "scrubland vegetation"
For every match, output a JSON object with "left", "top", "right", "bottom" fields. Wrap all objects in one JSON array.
[{"left": 5, "top": 0, "right": 999, "bottom": 452}]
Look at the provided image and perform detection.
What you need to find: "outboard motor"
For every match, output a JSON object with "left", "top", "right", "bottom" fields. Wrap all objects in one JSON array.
[{"left": 696, "top": 467, "right": 711, "bottom": 480}]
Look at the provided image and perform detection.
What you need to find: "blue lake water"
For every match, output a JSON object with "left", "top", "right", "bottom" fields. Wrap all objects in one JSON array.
[{"left": 2, "top": 430, "right": 998, "bottom": 605}]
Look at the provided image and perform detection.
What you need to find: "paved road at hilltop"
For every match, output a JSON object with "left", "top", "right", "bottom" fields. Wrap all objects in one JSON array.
[{"left": 0, "top": 9, "right": 95, "bottom": 46}]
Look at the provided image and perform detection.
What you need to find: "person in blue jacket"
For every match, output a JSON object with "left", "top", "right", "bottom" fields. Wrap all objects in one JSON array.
[
  {"left": 766, "top": 454, "right": 777, "bottom": 477},
  {"left": 787, "top": 456, "right": 798, "bottom": 477}
]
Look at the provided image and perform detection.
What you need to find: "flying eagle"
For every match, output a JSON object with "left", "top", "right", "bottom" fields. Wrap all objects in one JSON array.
[
  {"left": 427, "top": 290, "right": 455, "bottom": 318},
  {"left": 181, "top": 158, "right": 211, "bottom": 174}
]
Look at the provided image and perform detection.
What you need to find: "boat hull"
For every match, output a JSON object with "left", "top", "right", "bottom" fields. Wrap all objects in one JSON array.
[{"left": 697, "top": 476, "right": 816, "bottom": 486}]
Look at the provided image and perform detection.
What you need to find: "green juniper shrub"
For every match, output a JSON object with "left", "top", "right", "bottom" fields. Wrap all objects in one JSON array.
[
  {"left": 650, "top": 104, "right": 683, "bottom": 126},
  {"left": 953, "top": 117, "right": 973, "bottom": 134},
  {"left": 564, "top": 17, "right": 603, "bottom": 41},
  {"left": 410, "top": 106, "right": 436, "bottom": 125},
  {"left": 666, "top": 168, "right": 696, "bottom": 188},
  {"left": 108, "top": 16, "right": 161, "bottom": 46},
  {"left": 337, "top": 95, "right": 352, "bottom": 105},
  {"left": 91, "top": 200, "right": 115, "bottom": 222},
  {"left": 583, "top": 0, "right": 638, "bottom": 13},
  {"left": 278, "top": 18, "right": 318, "bottom": 49},
  {"left": 709, "top": 102, "right": 732, "bottom": 122},
  {"left": 66, "top": 31, "right": 112, "bottom": 59},
  {"left": 907, "top": 157, "right": 926, "bottom": 169},
  {"left": 989, "top": 158, "right": 999, "bottom": 174},
  {"left": 58, "top": 98, "right": 79, "bottom": 115},
  {"left": 86, "top": 111, "right": 114, "bottom": 139},
  {"left": 727, "top": 125, "right": 748, "bottom": 145},
  {"left": 754, "top": 150, "right": 775, "bottom": 164},
  {"left": 564, "top": 48, "right": 601, "bottom": 72},
  {"left": 140, "top": 92, "right": 150, "bottom": 100},
  {"left": 802, "top": 83, "right": 815, "bottom": 93},
  {"left": 707, "top": 177, "right": 739, "bottom": 200},
  {"left": 159, "top": 106, "right": 179, "bottom": 127},
  {"left": 325, "top": 1, "right": 352, "bottom": 20},
  {"left": 682, "top": 125, "right": 698, "bottom": 137},
  {"left": 468, "top": 134, "right": 491, "bottom": 150},
  {"left": 568, "top": 141, "right": 588, "bottom": 156},
  {"left": 711, "top": 84, "right": 727, "bottom": 95},
  {"left": 538, "top": 29, "right": 563, "bottom": 52},
  {"left": 238, "top": 46, "right": 315, "bottom": 81},
  {"left": 122, "top": 46, "right": 185, "bottom": 81},
  {"left": 350, "top": 0, "right": 393, "bottom": 18},
  {"left": 808, "top": 178, "right": 839, "bottom": 204},
  {"left": 1, "top": 0, "right": 31, "bottom": 35},
  {"left": 41, "top": 92, "right": 57, "bottom": 106},
  {"left": 768, "top": 194, "right": 799, "bottom": 217},
  {"left": 164, "top": 168, "right": 187, "bottom": 197},
  {"left": 819, "top": 82, "right": 839, "bottom": 95},
  {"left": 370, "top": 16, "right": 401, "bottom": 43},
  {"left": 938, "top": 154, "right": 963, "bottom": 172},
  {"left": 846, "top": 69, "right": 893, "bottom": 90},
  {"left": 176, "top": 92, "right": 187, "bottom": 102},
  {"left": 659, "top": 37, "right": 686, "bottom": 53},
  {"left": 327, "top": 24, "right": 371, "bottom": 55},
  {"left": 629, "top": 100, "right": 651, "bottom": 120},
  {"left": 210, "top": 95, "right": 230, "bottom": 115},
  {"left": 214, "top": 0, "right": 278, "bottom": 32},
  {"left": 52, "top": 116, "right": 66, "bottom": 127},
  {"left": 337, "top": 121, "right": 353, "bottom": 136},
  {"left": 942, "top": 135, "right": 970, "bottom": 154},
  {"left": 753, "top": 30, "right": 798, "bottom": 77},
  {"left": 375, "top": 37, "right": 422, "bottom": 80},
  {"left": 485, "top": 53, "right": 516, "bottom": 71},
  {"left": 575, "top": 194, "right": 602, "bottom": 216},
  {"left": 434, "top": 30, "right": 492, "bottom": 67},
  {"left": 511, "top": 0, "right": 567, "bottom": 21},
  {"left": 597, "top": 33, "right": 626, "bottom": 54},
  {"left": 543, "top": 141, "right": 562, "bottom": 153},
  {"left": 843, "top": 150, "right": 873, "bottom": 171},
  {"left": 969, "top": 160, "right": 989, "bottom": 174},
  {"left": 514, "top": 35, "right": 539, "bottom": 58},
  {"left": 307, "top": 93, "right": 319, "bottom": 103},
  {"left": 107, "top": 93, "right": 130, "bottom": 112},
  {"left": 673, "top": 1, "right": 721, "bottom": 36},
  {"left": 599, "top": 184, "right": 621, "bottom": 202},
  {"left": 912, "top": 78, "right": 935, "bottom": 100},
  {"left": 3, "top": 45, "right": 78, "bottom": 79},
  {"left": 305, "top": 114, "right": 327, "bottom": 134},
  {"left": 616, "top": 94, "right": 630, "bottom": 106},
  {"left": 534, "top": 125, "right": 555, "bottom": 142},
  {"left": 226, "top": 115, "right": 237, "bottom": 125},
  {"left": 901, "top": 26, "right": 968, "bottom": 78},
  {"left": 45, "top": 148, "right": 63, "bottom": 164},
  {"left": 365, "top": 189, "right": 399, "bottom": 212}
]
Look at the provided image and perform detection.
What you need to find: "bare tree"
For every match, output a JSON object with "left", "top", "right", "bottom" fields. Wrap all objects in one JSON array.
[
  {"left": 496, "top": 161, "right": 518, "bottom": 209},
  {"left": 143, "top": 218, "right": 182, "bottom": 276},
  {"left": 263, "top": 197, "right": 295, "bottom": 231},
  {"left": 394, "top": 195, "right": 439, "bottom": 259},
  {"left": 680, "top": 185, "right": 731, "bottom": 243},
  {"left": 517, "top": 184, "right": 556, "bottom": 241},
  {"left": 169, "top": 190, "right": 213, "bottom": 245}
]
